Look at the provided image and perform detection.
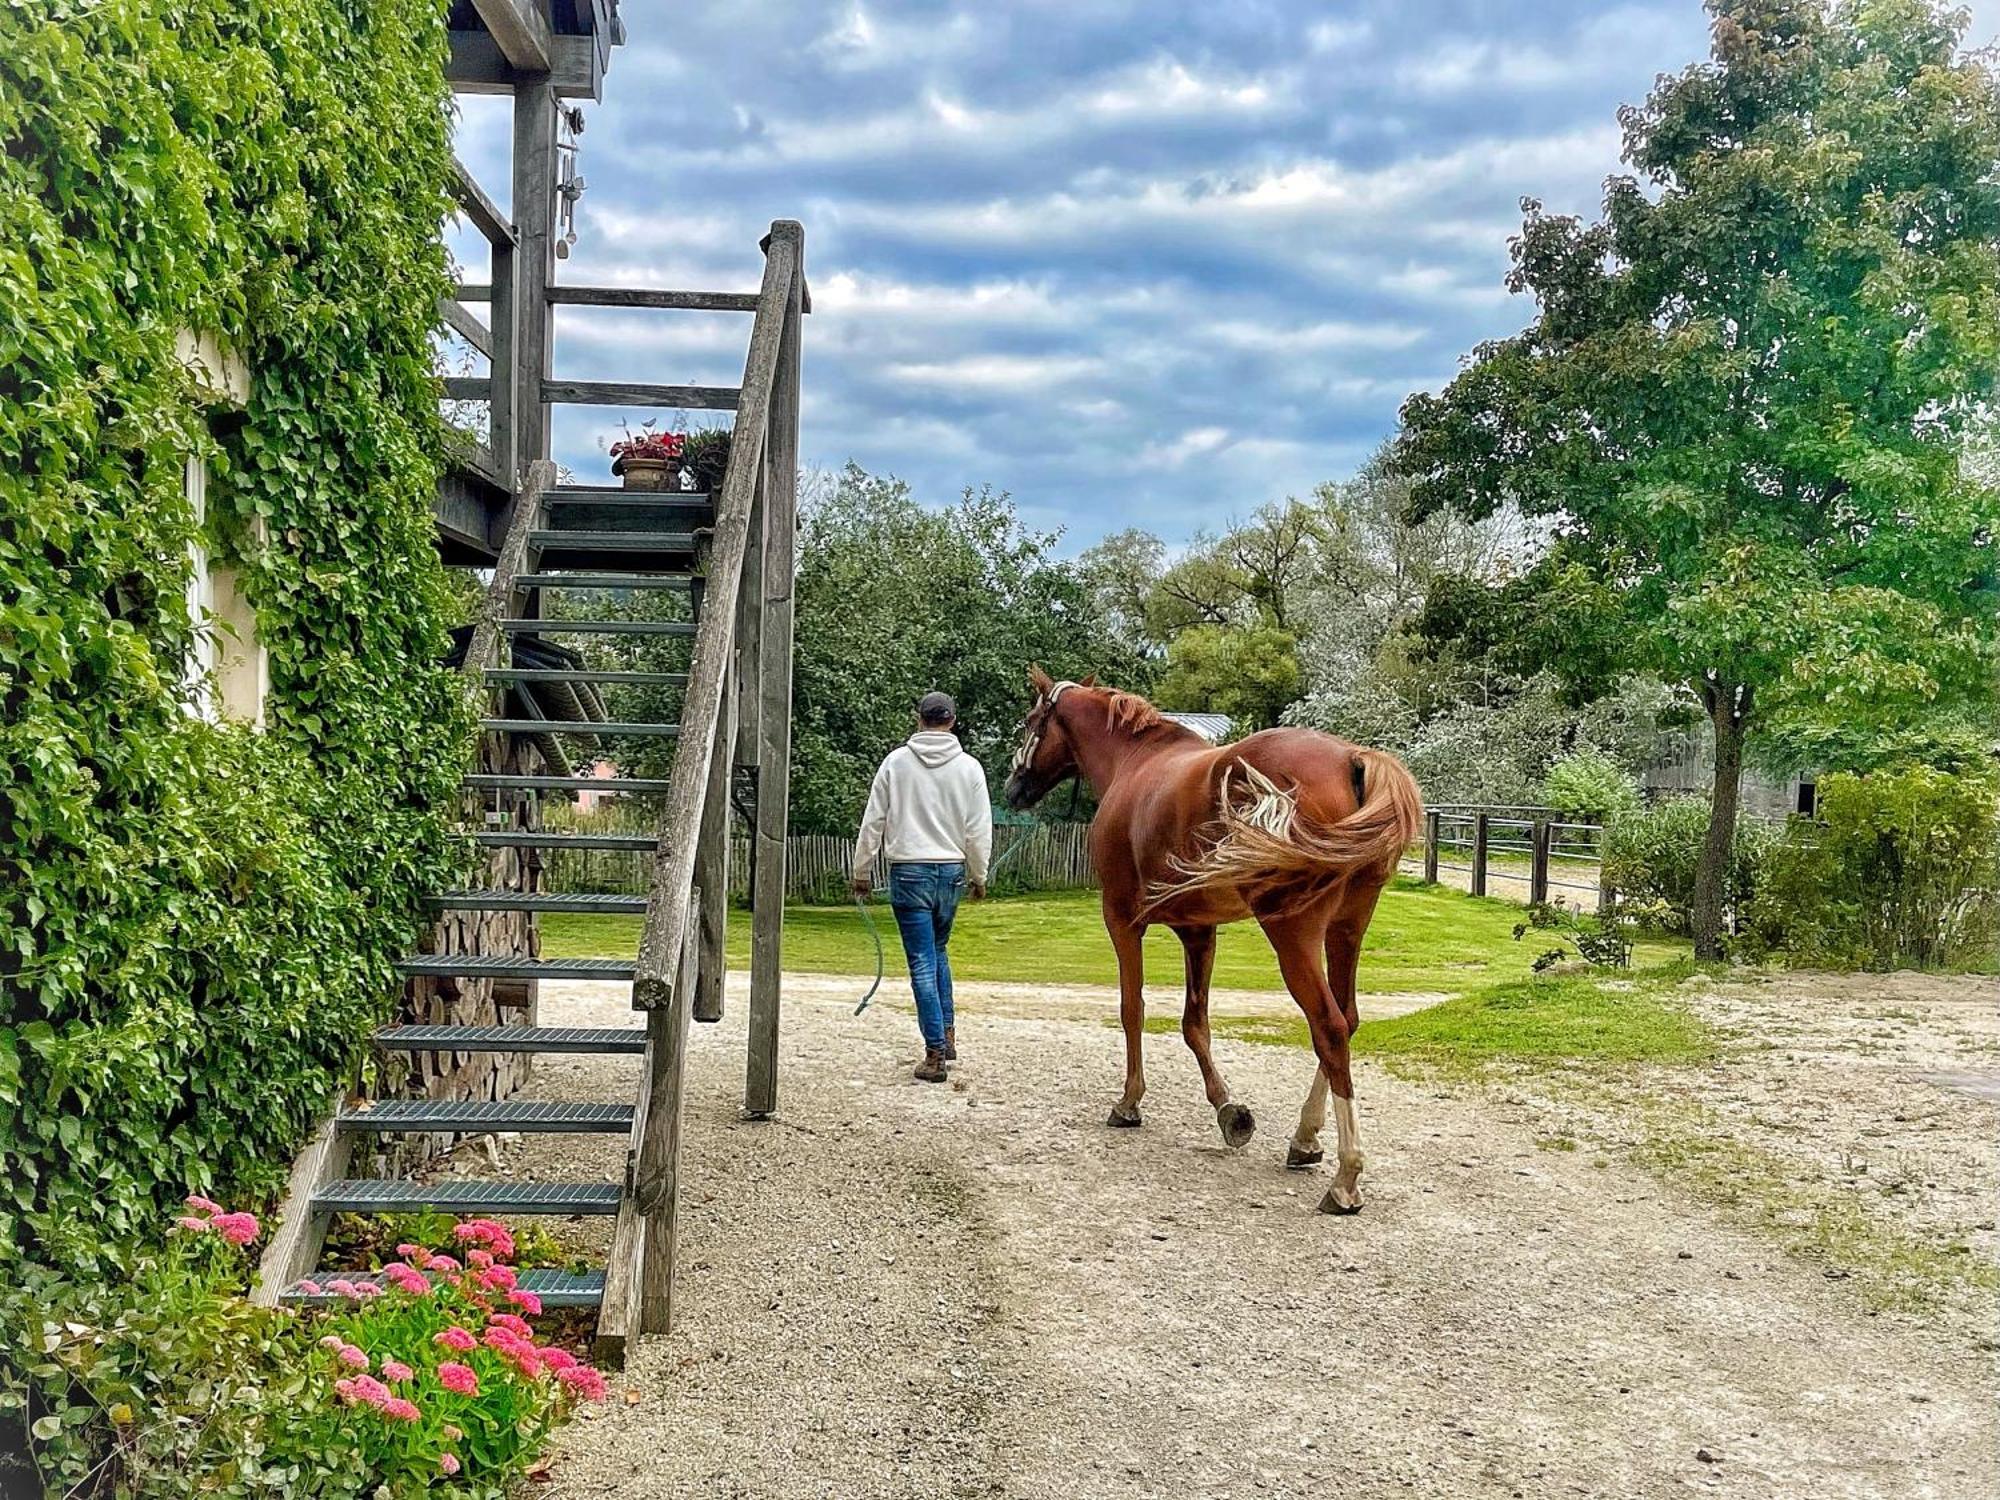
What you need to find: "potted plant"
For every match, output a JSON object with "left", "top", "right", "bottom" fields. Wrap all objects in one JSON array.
[{"left": 609, "top": 419, "right": 685, "bottom": 491}]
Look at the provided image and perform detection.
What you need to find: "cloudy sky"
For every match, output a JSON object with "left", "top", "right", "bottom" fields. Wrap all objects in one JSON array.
[{"left": 451, "top": 0, "right": 2000, "bottom": 548}]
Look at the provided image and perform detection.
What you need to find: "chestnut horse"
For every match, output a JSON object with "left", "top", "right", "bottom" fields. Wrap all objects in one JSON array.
[{"left": 1002, "top": 669, "right": 1423, "bottom": 1213}]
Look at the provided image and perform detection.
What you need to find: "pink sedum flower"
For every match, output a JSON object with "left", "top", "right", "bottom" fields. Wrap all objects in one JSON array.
[
  {"left": 465, "top": 1248, "right": 495, "bottom": 1270},
  {"left": 381, "top": 1360, "right": 413, "bottom": 1383},
  {"left": 507, "top": 1288, "right": 542, "bottom": 1316},
  {"left": 353, "top": 1281, "right": 382, "bottom": 1298},
  {"left": 335, "top": 1344, "right": 369, "bottom": 1370},
  {"left": 437, "top": 1362, "right": 479, "bottom": 1396},
  {"left": 184, "top": 1195, "right": 223, "bottom": 1216},
  {"left": 333, "top": 1377, "right": 357, "bottom": 1403},
  {"left": 319, "top": 1335, "right": 346, "bottom": 1351},
  {"left": 294, "top": 1279, "right": 323, "bottom": 1296},
  {"left": 396, "top": 1242, "right": 427, "bottom": 1263},
  {"left": 440, "top": 1454, "right": 461, "bottom": 1476},
  {"left": 379, "top": 1397, "right": 421, "bottom": 1423},
  {"left": 540, "top": 1347, "right": 578, "bottom": 1374},
  {"left": 557, "top": 1364, "right": 609, "bottom": 1402},
  {"left": 345, "top": 1375, "right": 392, "bottom": 1408},
  {"left": 435, "top": 1327, "right": 477, "bottom": 1353},
  {"left": 326, "top": 1279, "right": 360, "bottom": 1299},
  {"left": 173, "top": 1216, "right": 211, "bottom": 1234},
  {"left": 383, "top": 1262, "right": 431, "bottom": 1295},
  {"left": 489, "top": 1313, "right": 532, "bottom": 1338},
  {"left": 425, "top": 1254, "right": 461, "bottom": 1273},
  {"left": 212, "top": 1211, "right": 260, "bottom": 1246}
]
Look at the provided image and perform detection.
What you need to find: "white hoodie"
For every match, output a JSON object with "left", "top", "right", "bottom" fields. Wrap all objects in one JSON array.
[{"left": 852, "top": 731, "right": 994, "bottom": 883}]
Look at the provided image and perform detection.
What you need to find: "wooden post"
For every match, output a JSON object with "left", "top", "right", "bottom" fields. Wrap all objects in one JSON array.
[
  {"left": 487, "top": 220, "right": 518, "bottom": 491},
  {"left": 692, "top": 676, "right": 734, "bottom": 1024},
  {"left": 1597, "top": 822, "right": 1616, "bottom": 915},
  {"left": 636, "top": 906, "right": 703, "bottom": 1334},
  {"left": 744, "top": 254, "right": 802, "bottom": 1119},
  {"left": 733, "top": 470, "right": 766, "bottom": 778},
  {"left": 1422, "top": 808, "right": 1440, "bottom": 884},
  {"left": 251, "top": 1110, "right": 352, "bottom": 1305},
  {"left": 511, "top": 79, "right": 557, "bottom": 467},
  {"left": 1529, "top": 818, "right": 1550, "bottom": 905},
  {"left": 1471, "top": 811, "right": 1489, "bottom": 897}
]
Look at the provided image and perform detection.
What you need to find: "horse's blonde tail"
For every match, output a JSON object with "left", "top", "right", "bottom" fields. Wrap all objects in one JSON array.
[{"left": 1144, "top": 751, "right": 1424, "bottom": 915}]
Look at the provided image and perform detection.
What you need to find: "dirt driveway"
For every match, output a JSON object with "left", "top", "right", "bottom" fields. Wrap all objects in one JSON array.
[{"left": 487, "top": 974, "right": 1997, "bottom": 1499}]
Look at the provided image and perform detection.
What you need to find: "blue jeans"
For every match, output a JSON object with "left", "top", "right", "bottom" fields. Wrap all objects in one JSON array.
[{"left": 889, "top": 862, "right": 964, "bottom": 1052}]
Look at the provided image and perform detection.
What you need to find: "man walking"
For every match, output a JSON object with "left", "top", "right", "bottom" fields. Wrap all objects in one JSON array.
[{"left": 851, "top": 691, "right": 993, "bottom": 1082}]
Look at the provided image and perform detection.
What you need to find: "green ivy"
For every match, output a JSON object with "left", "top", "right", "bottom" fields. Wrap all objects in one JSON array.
[{"left": 0, "top": 0, "right": 471, "bottom": 1271}]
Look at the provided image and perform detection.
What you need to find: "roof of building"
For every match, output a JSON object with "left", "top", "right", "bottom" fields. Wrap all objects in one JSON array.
[{"left": 1161, "top": 711, "right": 1233, "bottom": 743}]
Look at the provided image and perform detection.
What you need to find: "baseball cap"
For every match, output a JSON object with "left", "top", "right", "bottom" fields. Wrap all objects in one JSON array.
[{"left": 917, "top": 691, "right": 956, "bottom": 725}]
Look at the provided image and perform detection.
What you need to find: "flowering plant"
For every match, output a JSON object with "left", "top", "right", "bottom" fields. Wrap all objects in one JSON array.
[
  {"left": 11, "top": 1200, "right": 609, "bottom": 1498},
  {"left": 608, "top": 418, "right": 685, "bottom": 463}
]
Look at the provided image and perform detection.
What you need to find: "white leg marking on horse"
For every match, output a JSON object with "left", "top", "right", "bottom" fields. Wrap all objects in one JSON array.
[
  {"left": 1328, "top": 1095, "right": 1365, "bottom": 1210},
  {"left": 1292, "top": 1068, "right": 1329, "bottom": 1151}
]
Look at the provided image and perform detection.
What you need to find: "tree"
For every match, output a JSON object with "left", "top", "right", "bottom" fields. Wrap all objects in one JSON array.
[
  {"left": 784, "top": 465, "right": 1140, "bottom": 833},
  {"left": 1076, "top": 527, "right": 1167, "bottom": 659},
  {"left": 1157, "top": 623, "right": 1302, "bottom": 731},
  {"left": 1222, "top": 499, "right": 1324, "bottom": 629},
  {"left": 1396, "top": 0, "right": 2000, "bottom": 956}
]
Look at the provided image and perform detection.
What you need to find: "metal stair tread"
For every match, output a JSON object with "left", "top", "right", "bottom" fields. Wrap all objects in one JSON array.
[
  {"left": 395, "top": 955, "right": 637, "bottom": 979},
  {"left": 497, "top": 619, "right": 695, "bottom": 636},
  {"left": 516, "top": 573, "right": 694, "bottom": 591},
  {"left": 479, "top": 717, "right": 681, "bottom": 735},
  {"left": 337, "top": 1098, "right": 634, "bottom": 1133},
  {"left": 374, "top": 1024, "right": 646, "bottom": 1054},
  {"left": 311, "top": 1179, "right": 623, "bottom": 1214},
  {"left": 280, "top": 1267, "right": 606, "bottom": 1308},
  {"left": 429, "top": 890, "right": 648, "bottom": 913},
  {"left": 462, "top": 772, "right": 672, "bottom": 792},
  {"left": 468, "top": 830, "right": 658, "bottom": 850},
  {"left": 483, "top": 669, "right": 687, "bottom": 687}
]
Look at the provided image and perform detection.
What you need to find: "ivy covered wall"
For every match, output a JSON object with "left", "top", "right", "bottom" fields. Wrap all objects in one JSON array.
[{"left": 0, "top": 0, "right": 472, "bottom": 1268}]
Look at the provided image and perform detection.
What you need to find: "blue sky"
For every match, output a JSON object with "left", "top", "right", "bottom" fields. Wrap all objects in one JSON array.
[{"left": 451, "top": 0, "right": 2000, "bottom": 548}]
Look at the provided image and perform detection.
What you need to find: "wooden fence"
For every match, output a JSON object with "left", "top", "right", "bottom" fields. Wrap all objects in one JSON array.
[
  {"left": 540, "top": 807, "right": 1097, "bottom": 906},
  {"left": 1408, "top": 803, "right": 1610, "bottom": 910},
  {"left": 539, "top": 797, "right": 1609, "bottom": 910}
]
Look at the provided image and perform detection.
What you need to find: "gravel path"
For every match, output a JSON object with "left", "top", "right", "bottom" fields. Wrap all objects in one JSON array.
[{"left": 487, "top": 974, "right": 1997, "bottom": 1500}]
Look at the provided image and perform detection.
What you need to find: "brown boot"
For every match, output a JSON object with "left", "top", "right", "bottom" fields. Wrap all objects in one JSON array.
[
  {"left": 943, "top": 1027, "right": 957, "bottom": 1062},
  {"left": 914, "top": 1049, "right": 948, "bottom": 1083}
]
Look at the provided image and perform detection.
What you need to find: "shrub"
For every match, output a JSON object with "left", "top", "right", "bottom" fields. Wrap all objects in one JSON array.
[
  {"left": 1751, "top": 765, "right": 2000, "bottom": 970},
  {"left": 1541, "top": 747, "right": 1642, "bottom": 822},
  {"left": 1604, "top": 797, "right": 1772, "bottom": 935},
  {"left": 3, "top": 1203, "right": 606, "bottom": 1498}
]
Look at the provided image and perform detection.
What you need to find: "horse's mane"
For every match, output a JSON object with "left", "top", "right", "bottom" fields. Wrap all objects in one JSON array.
[{"left": 1096, "top": 688, "right": 1197, "bottom": 742}]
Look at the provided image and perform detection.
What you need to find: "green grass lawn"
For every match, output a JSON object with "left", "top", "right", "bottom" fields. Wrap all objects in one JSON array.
[{"left": 538, "top": 877, "right": 1684, "bottom": 997}]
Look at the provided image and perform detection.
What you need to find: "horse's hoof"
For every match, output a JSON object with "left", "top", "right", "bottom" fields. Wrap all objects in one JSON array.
[
  {"left": 1317, "top": 1183, "right": 1363, "bottom": 1215},
  {"left": 1216, "top": 1102, "right": 1256, "bottom": 1149},
  {"left": 1106, "top": 1106, "right": 1142, "bottom": 1129},
  {"left": 1285, "top": 1143, "right": 1324, "bottom": 1171}
]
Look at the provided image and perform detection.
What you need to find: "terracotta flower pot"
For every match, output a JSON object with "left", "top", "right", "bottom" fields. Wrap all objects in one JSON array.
[{"left": 614, "top": 455, "right": 680, "bottom": 492}]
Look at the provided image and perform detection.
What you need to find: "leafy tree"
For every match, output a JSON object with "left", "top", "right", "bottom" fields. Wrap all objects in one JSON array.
[
  {"left": 1221, "top": 499, "right": 1324, "bottom": 629},
  {"left": 1396, "top": 0, "right": 2000, "bottom": 955},
  {"left": 786, "top": 465, "right": 1139, "bottom": 833},
  {"left": 1144, "top": 533, "right": 1246, "bottom": 639},
  {"left": 1076, "top": 527, "right": 1167, "bottom": 657},
  {"left": 1157, "top": 623, "right": 1302, "bottom": 731}
]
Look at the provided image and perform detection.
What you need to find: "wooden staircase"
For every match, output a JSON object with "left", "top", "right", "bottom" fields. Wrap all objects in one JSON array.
[{"left": 255, "top": 222, "right": 805, "bottom": 1366}]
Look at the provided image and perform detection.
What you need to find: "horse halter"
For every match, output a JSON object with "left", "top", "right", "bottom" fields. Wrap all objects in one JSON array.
[{"left": 1011, "top": 679, "right": 1079, "bottom": 776}]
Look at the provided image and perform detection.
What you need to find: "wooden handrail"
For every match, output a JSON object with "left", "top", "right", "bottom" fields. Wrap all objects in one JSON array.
[
  {"left": 461, "top": 459, "right": 553, "bottom": 697},
  {"left": 632, "top": 222, "right": 802, "bottom": 1013},
  {"left": 448, "top": 157, "right": 515, "bottom": 248}
]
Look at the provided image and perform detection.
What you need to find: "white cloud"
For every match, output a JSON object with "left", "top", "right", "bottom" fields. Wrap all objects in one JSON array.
[
  {"left": 882, "top": 352, "right": 1104, "bottom": 391},
  {"left": 1137, "top": 425, "right": 1231, "bottom": 469}
]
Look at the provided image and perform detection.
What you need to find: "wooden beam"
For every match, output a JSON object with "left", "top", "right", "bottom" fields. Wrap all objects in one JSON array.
[
  {"left": 448, "top": 31, "right": 602, "bottom": 97},
  {"left": 251, "top": 1108, "right": 351, "bottom": 1306},
  {"left": 543, "top": 379, "right": 740, "bottom": 411},
  {"left": 438, "top": 296, "right": 493, "bottom": 358},
  {"left": 514, "top": 80, "right": 558, "bottom": 465},
  {"left": 448, "top": 158, "right": 514, "bottom": 248},
  {"left": 457, "top": 283, "right": 492, "bottom": 301},
  {"left": 745, "top": 254, "right": 804, "bottom": 1119},
  {"left": 637, "top": 898, "right": 704, "bottom": 1333},
  {"left": 471, "top": 0, "right": 552, "bottom": 71},
  {"left": 444, "top": 377, "right": 491, "bottom": 402},
  {"left": 692, "top": 680, "right": 734, "bottom": 1025},
  {"left": 463, "top": 460, "right": 553, "bottom": 702},
  {"left": 547, "top": 286, "right": 761, "bottom": 313}
]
